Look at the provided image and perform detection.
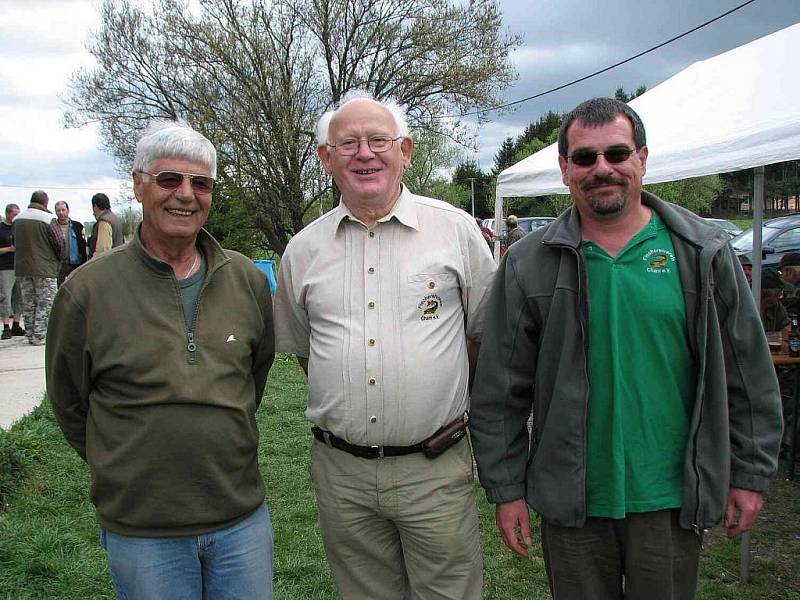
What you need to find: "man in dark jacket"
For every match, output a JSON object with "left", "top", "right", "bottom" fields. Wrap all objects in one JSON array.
[
  {"left": 470, "top": 98, "right": 782, "bottom": 600},
  {"left": 54, "top": 201, "right": 87, "bottom": 286},
  {"left": 47, "top": 120, "right": 275, "bottom": 600}
]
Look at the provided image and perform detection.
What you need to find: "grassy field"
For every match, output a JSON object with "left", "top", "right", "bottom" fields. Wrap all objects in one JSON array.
[{"left": 1, "top": 355, "right": 798, "bottom": 598}]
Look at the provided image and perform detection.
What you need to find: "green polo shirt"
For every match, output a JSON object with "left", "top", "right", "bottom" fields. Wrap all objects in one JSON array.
[{"left": 584, "top": 211, "right": 695, "bottom": 518}]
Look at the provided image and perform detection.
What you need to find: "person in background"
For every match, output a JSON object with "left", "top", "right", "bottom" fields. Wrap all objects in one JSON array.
[
  {"left": 89, "top": 193, "right": 124, "bottom": 257},
  {"left": 738, "top": 253, "right": 753, "bottom": 284},
  {"left": 504, "top": 214, "right": 525, "bottom": 247},
  {"left": 13, "top": 191, "right": 63, "bottom": 345},
  {"left": 0, "top": 203, "right": 25, "bottom": 339},
  {"left": 54, "top": 201, "right": 87, "bottom": 287},
  {"left": 476, "top": 216, "right": 493, "bottom": 250},
  {"left": 761, "top": 269, "right": 790, "bottom": 342}
]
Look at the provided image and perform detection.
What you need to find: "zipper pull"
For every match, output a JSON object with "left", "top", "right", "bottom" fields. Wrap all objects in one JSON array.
[{"left": 187, "top": 332, "right": 196, "bottom": 353}]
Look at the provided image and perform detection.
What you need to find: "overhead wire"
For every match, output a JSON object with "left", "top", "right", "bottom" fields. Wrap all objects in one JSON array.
[{"left": 444, "top": 0, "right": 758, "bottom": 119}]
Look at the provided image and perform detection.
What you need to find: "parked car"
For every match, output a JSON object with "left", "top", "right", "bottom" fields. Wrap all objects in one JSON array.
[
  {"left": 730, "top": 214, "right": 800, "bottom": 269},
  {"left": 481, "top": 216, "right": 556, "bottom": 240},
  {"left": 703, "top": 218, "right": 742, "bottom": 238}
]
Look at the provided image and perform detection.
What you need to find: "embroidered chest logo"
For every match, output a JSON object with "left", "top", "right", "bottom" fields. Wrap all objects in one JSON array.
[
  {"left": 642, "top": 248, "right": 676, "bottom": 274},
  {"left": 418, "top": 294, "right": 443, "bottom": 321}
]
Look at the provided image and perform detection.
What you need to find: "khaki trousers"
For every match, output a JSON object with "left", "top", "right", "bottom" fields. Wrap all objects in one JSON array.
[{"left": 309, "top": 437, "right": 483, "bottom": 600}]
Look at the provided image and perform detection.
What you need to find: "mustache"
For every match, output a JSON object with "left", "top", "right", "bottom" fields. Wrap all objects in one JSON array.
[{"left": 582, "top": 176, "right": 626, "bottom": 191}]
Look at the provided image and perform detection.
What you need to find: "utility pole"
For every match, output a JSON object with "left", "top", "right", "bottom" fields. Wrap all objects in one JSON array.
[{"left": 469, "top": 178, "right": 476, "bottom": 217}]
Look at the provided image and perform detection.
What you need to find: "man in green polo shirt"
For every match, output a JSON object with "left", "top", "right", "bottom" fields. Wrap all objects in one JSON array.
[{"left": 470, "top": 98, "right": 782, "bottom": 600}]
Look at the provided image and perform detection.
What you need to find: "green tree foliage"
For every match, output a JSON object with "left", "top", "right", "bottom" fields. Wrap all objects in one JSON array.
[
  {"left": 492, "top": 137, "right": 519, "bottom": 176},
  {"left": 452, "top": 160, "right": 493, "bottom": 217},
  {"left": 644, "top": 175, "right": 723, "bottom": 213},
  {"left": 64, "top": 0, "right": 520, "bottom": 254},
  {"left": 403, "top": 129, "right": 466, "bottom": 197},
  {"left": 614, "top": 85, "right": 647, "bottom": 102}
]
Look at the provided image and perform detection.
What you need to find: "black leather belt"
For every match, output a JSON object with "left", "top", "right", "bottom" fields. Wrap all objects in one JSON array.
[{"left": 311, "top": 425, "right": 464, "bottom": 459}]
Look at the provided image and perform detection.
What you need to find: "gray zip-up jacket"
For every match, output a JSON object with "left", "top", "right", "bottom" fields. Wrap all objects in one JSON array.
[{"left": 470, "top": 192, "right": 782, "bottom": 531}]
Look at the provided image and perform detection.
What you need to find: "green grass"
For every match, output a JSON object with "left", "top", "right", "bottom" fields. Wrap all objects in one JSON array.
[{"left": 1, "top": 356, "right": 799, "bottom": 598}]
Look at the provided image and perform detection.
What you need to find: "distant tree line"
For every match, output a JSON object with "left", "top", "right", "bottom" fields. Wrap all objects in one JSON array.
[{"left": 442, "top": 84, "right": 800, "bottom": 220}]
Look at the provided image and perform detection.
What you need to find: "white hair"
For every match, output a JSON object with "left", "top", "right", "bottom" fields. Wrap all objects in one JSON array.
[
  {"left": 315, "top": 89, "right": 410, "bottom": 147},
  {"left": 132, "top": 119, "right": 217, "bottom": 178}
]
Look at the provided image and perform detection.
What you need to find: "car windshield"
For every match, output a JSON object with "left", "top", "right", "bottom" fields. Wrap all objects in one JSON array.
[{"left": 731, "top": 225, "right": 779, "bottom": 252}]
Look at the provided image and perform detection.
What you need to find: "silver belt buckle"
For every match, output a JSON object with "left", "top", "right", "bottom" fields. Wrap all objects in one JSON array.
[{"left": 371, "top": 445, "right": 385, "bottom": 458}]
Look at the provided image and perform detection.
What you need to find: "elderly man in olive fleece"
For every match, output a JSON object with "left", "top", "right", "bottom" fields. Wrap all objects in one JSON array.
[{"left": 47, "top": 120, "right": 275, "bottom": 600}]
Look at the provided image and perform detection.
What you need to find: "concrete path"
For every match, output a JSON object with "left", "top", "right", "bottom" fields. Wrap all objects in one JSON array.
[{"left": 0, "top": 335, "right": 45, "bottom": 430}]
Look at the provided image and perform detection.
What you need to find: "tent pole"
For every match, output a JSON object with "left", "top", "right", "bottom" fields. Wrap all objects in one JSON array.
[
  {"left": 741, "top": 164, "right": 765, "bottom": 584},
  {"left": 752, "top": 166, "right": 765, "bottom": 302}
]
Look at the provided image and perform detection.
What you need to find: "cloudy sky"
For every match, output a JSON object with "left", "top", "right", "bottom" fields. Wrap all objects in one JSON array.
[{"left": 0, "top": 0, "right": 798, "bottom": 223}]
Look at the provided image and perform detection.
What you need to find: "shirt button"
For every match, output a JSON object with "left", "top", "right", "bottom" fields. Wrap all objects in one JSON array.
[
  {"left": 368, "top": 301, "right": 375, "bottom": 309},
  {"left": 368, "top": 339, "right": 375, "bottom": 346},
  {"left": 368, "top": 377, "right": 376, "bottom": 385},
  {"left": 369, "top": 416, "right": 377, "bottom": 424},
  {"left": 369, "top": 231, "right": 375, "bottom": 238},
  {"left": 428, "top": 281, "right": 435, "bottom": 289},
  {"left": 368, "top": 267, "right": 375, "bottom": 274}
]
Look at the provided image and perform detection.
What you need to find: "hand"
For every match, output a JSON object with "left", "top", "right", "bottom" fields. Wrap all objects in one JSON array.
[
  {"left": 496, "top": 499, "right": 532, "bottom": 556},
  {"left": 725, "top": 488, "right": 764, "bottom": 538}
]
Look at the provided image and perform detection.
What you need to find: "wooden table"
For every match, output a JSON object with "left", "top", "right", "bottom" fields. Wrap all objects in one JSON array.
[{"left": 772, "top": 352, "right": 800, "bottom": 480}]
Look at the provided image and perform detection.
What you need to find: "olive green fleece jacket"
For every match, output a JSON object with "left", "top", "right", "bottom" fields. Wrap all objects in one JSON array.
[
  {"left": 46, "top": 227, "right": 274, "bottom": 537},
  {"left": 470, "top": 192, "right": 782, "bottom": 531}
]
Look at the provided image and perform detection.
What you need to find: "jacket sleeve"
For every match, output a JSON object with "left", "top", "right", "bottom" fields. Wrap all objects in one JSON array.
[
  {"left": 252, "top": 277, "right": 275, "bottom": 409},
  {"left": 49, "top": 219, "right": 66, "bottom": 261},
  {"left": 716, "top": 244, "right": 782, "bottom": 491},
  {"left": 45, "top": 287, "right": 91, "bottom": 461},
  {"left": 469, "top": 252, "right": 538, "bottom": 503}
]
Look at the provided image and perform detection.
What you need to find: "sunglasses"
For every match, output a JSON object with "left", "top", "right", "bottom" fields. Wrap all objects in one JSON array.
[
  {"left": 140, "top": 170, "right": 215, "bottom": 194},
  {"left": 568, "top": 147, "right": 634, "bottom": 167}
]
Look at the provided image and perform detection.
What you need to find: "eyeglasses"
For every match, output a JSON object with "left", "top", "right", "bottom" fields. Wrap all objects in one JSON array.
[
  {"left": 326, "top": 136, "right": 404, "bottom": 156},
  {"left": 140, "top": 170, "right": 215, "bottom": 194},
  {"left": 568, "top": 147, "right": 634, "bottom": 167}
]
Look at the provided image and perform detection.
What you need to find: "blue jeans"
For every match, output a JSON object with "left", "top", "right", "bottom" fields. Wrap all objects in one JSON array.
[{"left": 100, "top": 504, "right": 273, "bottom": 600}]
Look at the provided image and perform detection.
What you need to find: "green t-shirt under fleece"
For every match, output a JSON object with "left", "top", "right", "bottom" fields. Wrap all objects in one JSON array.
[{"left": 584, "top": 211, "right": 695, "bottom": 518}]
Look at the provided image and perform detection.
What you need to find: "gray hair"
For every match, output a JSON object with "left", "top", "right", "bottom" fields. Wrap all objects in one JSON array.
[
  {"left": 558, "top": 97, "right": 647, "bottom": 157},
  {"left": 315, "top": 90, "right": 410, "bottom": 147},
  {"left": 55, "top": 200, "right": 70, "bottom": 211},
  {"left": 4, "top": 203, "right": 19, "bottom": 216},
  {"left": 133, "top": 119, "right": 217, "bottom": 178}
]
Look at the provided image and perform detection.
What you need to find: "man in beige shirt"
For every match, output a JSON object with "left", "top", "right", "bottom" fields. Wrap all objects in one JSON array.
[
  {"left": 274, "top": 92, "right": 496, "bottom": 600},
  {"left": 89, "top": 193, "right": 124, "bottom": 256}
]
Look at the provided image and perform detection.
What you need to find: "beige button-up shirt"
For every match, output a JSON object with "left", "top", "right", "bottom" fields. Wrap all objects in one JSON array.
[{"left": 274, "top": 186, "right": 497, "bottom": 446}]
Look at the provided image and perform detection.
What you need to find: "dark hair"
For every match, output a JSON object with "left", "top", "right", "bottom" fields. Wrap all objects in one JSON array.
[
  {"left": 30, "top": 190, "right": 49, "bottom": 206},
  {"left": 91, "top": 193, "right": 111, "bottom": 210},
  {"left": 55, "top": 200, "right": 70, "bottom": 211},
  {"left": 558, "top": 97, "right": 647, "bottom": 157}
]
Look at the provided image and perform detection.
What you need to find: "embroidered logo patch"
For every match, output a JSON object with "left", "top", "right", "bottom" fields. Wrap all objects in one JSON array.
[
  {"left": 642, "top": 248, "right": 676, "bottom": 274},
  {"left": 418, "top": 294, "right": 443, "bottom": 321}
]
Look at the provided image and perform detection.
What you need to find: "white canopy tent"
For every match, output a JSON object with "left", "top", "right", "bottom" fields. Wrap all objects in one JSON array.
[{"left": 494, "top": 20, "right": 800, "bottom": 297}]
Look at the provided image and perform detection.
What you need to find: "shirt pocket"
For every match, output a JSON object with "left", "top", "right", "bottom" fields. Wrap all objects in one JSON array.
[{"left": 404, "top": 272, "right": 459, "bottom": 323}]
